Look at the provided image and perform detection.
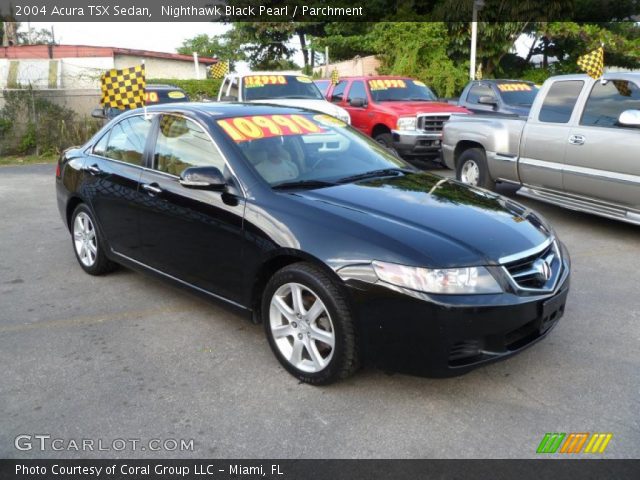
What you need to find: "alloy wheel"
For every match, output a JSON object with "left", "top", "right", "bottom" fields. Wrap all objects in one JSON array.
[
  {"left": 269, "top": 282, "right": 335, "bottom": 373},
  {"left": 460, "top": 160, "right": 480, "bottom": 186},
  {"left": 73, "top": 212, "right": 98, "bottom": 267}
]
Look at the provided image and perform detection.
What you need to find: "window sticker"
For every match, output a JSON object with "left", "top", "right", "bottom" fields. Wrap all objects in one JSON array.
[
  {"left": 167, "top": 91, "right": 186, "bottom": 99},
  {"left": 217, "top": 114, "right": 327, "bottom": 142},
  {"left": 497, "top": 83, "right": 532, "bottom": 92},
  {"left": 243, "top": 75, "right": 288, "bottom": 88},
  {"left": 296, "top": 76, "right": 313, "bottom": 83},
  {"left": 368, "top": 79, "right": 407, "bottom": 90},
  {"left": 145, "top": 91, "right": 159, "bottom": 103},
  {"left": 313, "top": 114, "right": 347, "bottom": 127},
  {"left": 413, "top": 80, "right": 426, "bottom": 87}
]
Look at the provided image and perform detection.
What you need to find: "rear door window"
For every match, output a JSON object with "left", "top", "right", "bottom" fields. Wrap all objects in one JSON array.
[
  {"left": 538, "top": 81, "right": 584, "bottom": 123},
  {"left": 103, "top": 116, "right": 153, "bottom": 166},
  {"left": 330, "top": 81, "right": 348, "bottom": 103}
]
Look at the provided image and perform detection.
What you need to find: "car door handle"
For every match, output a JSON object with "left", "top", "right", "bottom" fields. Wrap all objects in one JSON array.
[
  {"left": 141, "top": 183, "right": 162, "bottom": 195},
  {"left": 568, "top": 134, "right": 585, "bottom": 145},
  {"left": 85, "top": 164, "right": 101, "bottom": 175}
]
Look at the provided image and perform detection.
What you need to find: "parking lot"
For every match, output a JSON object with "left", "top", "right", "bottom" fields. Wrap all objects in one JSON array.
[{"left": 1, "top": 163, "right": 638, "bottom": 459}]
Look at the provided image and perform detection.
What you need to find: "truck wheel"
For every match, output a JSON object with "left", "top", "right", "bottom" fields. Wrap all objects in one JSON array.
[
  {"left": 374, "top": 133, "right": 399, "bottom": 157},
  {"left": 456, "top": 148, "right": 494, "bottom": 190}
]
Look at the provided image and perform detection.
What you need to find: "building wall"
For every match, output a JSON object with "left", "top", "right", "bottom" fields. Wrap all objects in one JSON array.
[
  {"left": 115, "top": 55, "right": 204, "bottom": 79},
  {"left": 314, "top": 55, "right": 381, "bottom": 78}
]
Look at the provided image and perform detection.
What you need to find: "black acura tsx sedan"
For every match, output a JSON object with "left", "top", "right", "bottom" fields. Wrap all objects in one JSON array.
[{"left": 56, "top": 103, "right": 570, "bottom": 384}]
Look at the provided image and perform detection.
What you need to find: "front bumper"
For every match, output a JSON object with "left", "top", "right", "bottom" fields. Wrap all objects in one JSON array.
[
  {"left": 342, "top": 247, "right": 571, "bottom": 377},
  {"left": 391, "top": 129, "right": 443, "bottom": 157}
]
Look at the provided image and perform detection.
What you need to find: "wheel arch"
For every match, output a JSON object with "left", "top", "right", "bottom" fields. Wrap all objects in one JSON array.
[
  {"left": 65, "top": 196, "right": 84, "bottom": 231},
  {"left": 371, "top": 123, "right": 392, "bottom": 138},
  {"left": 249, "top": 250, "right": 345, "bottom": 324},
  {"left": 454, "top": 141, "right": 485, "bottom": 169}
]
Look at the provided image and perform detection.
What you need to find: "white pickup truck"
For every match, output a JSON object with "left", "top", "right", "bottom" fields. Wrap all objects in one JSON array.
[
  {"left": 217, "top": 71, "right": 351, "bottom": 124},
  {"left": 442, "top": 73, "right": 640, "bottom": 226}
]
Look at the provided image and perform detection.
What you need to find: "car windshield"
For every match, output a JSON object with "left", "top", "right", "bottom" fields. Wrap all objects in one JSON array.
[
  {"left": 496, "top": 83, "right": 539, "bottom": 106},
  {"left": 368, "top": 79, "right": 437, "bottom": 102},
  {"left": 216, "top": 113, "right": 412, "bottom": 187},
  {"left": 243, "top": 75, "right": 324, "bottom": 101}
]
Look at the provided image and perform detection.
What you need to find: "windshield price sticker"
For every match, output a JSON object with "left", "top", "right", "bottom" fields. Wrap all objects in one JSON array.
[
  {"left": 167, "top": 91, "right": 186, "bottom": 99},
  {"left": 296, "top": 76, "right": 313, "bottom": 83},
  {"left": 497, "top": 83, "right": 532, "bottom": 92},
  {"left": 145, "top": 92, "right": 159, "bottom": 103},
  {"left": 244, "top": 75, "right": 288, "bottom": 88},
  {"left": 217, "top": 114, "right": 326, "bottom": 142},
  {"left": 368, "top": 79, "right": 407, "bottom": 90}
]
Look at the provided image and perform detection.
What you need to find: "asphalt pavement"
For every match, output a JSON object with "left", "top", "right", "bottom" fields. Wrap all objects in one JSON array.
[{"left": 1, "top": 164, "right": 638, "bottom": 458}]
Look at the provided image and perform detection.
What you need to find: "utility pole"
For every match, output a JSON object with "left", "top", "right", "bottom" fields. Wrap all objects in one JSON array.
[
  {"left": 469, "top": 0, "right": 484, "bottom": 80},
  {"left": 325, "top": 46, "right": 329, "bottom": 77}
]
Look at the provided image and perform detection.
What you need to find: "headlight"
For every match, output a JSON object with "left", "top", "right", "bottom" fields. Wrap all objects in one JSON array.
[
  {"left": 372, "top": 261, "right": 502, "bottom": 294},
  {"left": 396, "top": 117, "right": 417, "bottom": 131}
]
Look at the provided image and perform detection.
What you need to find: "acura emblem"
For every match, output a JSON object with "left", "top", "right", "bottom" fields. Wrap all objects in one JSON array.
[{"left": 532, "top": 258, "right": 552, "bottom": 282}]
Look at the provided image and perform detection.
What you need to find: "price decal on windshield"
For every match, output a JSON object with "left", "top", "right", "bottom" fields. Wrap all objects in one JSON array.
[
  {"left": 217, "top": 114, "right": 327, "bottom": 142},
  {"left": 244, "top": 75, "right": 288, "bottom": 88},
  {"left": 368, "top": 79, "right": 407, "bottom": 90},
  {"left": 497, "top": 83, "right": 532, "bottom": 92}
]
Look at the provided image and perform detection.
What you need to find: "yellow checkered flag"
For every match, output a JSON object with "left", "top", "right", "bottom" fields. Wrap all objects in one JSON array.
[
  {"left": 331, "top": 68, "right": 339, "bottom": 85},
  {"left": 210, "top": 60, "right": 229, "bottom": 79},
  {"left": 577, "top": 47, "right": 604, "bottom": 79},
  {"left": 100, "top": 65, "right": 146, "bottom": 109}
]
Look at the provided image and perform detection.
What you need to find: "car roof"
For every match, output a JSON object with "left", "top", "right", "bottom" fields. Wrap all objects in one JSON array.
[
  {"left": 137, "top": 102, "right": 319, "bottom": 119},
  {"left": 146, "top": 84, "right": 186, "bottom": 91}
]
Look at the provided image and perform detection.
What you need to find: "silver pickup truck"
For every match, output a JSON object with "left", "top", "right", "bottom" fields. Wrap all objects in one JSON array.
[{"left": 442, "top": 73, "right": 640, "bottom": 226}]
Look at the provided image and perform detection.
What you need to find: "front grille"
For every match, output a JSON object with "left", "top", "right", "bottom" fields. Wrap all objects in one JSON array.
[
  {"left": 416, "top": 114, "right": 450, "bottom": 133},
  {"left": 504, "top": 241, "right": 561, "bottom": 291}
]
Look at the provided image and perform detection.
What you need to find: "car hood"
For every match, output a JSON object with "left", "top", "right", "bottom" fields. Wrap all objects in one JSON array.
[
  {"left": 248, "top": 99, "right": 350, "bottom": 122},
  {"left": 290, "top": 172, "right": 551, "bottom": 267},
  {"left": 378, "top": 101, "right": 469, "bottom": 117}
]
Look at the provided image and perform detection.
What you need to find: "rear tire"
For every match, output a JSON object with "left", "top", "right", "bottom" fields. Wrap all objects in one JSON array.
[
  {"left": 262, "top": 262, "right": 359, "bottom": 385},
  {"left": 456, "top": 148, "right": 494, "bottom": 190},
  {"left": 70, "top": 204, "right": 117, "bottom": 275}
]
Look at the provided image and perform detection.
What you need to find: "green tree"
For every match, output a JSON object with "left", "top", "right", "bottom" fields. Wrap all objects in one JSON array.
[{"left": 177, "top": 33, "right": 245, "bottom": 70}]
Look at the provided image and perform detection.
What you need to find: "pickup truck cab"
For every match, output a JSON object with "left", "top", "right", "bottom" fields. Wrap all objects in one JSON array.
[
  {"left": 458, "top": 79, "right": 539, "bottom": 117},
  {"left": 443, "top": 73, "right": 640, "bottom": 225},
  {"left": 324, "top": 75, "right": 469, "bottom": 158},
  {"left": 217, "top": 72, "right": 351, "bottom": 124}
]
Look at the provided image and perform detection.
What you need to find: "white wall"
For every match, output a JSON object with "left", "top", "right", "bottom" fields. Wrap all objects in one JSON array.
[{"left": 115, "top": 55, "right": 203, "bottom": 79}]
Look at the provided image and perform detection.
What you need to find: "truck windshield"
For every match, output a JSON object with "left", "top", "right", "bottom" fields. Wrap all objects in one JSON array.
[
  {"left": 243, "top": 75, "right": 324, "bottom": 101},
  {"left": 216, "top": 113, "right": 411, "bottom": 187},
  {"left": 496, "top": 83, "right": 539, "bottom": 106},
  {"left": 368, "top": 79, "right": 436, "bottom": 102}
]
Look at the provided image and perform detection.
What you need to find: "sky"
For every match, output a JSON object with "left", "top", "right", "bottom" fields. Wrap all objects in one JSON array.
[{"left": 29, "top": 22, "right": 229, "bottom": 54}]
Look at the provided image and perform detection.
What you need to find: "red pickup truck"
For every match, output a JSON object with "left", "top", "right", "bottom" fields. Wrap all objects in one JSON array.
[{"left": 322, "top": 76, "right": 469, "bottom": 158}]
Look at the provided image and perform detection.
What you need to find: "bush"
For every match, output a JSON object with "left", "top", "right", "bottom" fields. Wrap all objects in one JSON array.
[
  {"left": 0, "top": 87, "right": 102, "bottom": 156},
  {"left": 147, "top": 78, "right": 223, "bottom": 101}
]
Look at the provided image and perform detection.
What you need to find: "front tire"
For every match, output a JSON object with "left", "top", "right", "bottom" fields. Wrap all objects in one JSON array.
[
  {"left": 456, "top": 148, "right": 495, "bottom": 190},
  {"left": 374, "top": 132, "right": 399, "bottom": 157},
  {"left": 70, "top": 204, "right": 116, "bottom": 275},
  {"left": 262, "top": 262, "right": 359, "bottom": 385}
]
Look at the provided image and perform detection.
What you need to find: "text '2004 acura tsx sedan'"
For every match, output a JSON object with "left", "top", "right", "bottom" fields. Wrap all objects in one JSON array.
[{"left": 56, "top": 103, "right": 571, "bottom": 384}]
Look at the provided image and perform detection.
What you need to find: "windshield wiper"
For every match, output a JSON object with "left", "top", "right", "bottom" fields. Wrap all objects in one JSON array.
[
  {"left": 336, "top": 168, "right": 409, "bottom": 184},
  {"left": 272, "top": 179, "right": 336, "bottom": 190}
]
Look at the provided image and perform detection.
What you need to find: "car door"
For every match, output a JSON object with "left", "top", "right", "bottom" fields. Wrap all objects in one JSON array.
[
  {"left": 344, "top": 80, "right": 371, "bottom": 135},
  {"left": 518, "top": 79, "right": 585, "bottom": 191},
  {"left": 137, "top": 113, "right": 246, "bottom": 302},
  {"left": 563, "top": 78, "right": 640, "bottom": 210},
  {"left": 84, "top": 114, "right": 154, "bottom": 257}
]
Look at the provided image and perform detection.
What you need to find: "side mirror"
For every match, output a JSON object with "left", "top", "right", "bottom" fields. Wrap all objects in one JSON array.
[
  {"left": 478, "top": 95, "right": 498, "bottom": 107},
  {"left": 179, "top": 166, "right": 226, "bottom": 191},
  {"left": 221, "top": 95, "right": 237, "bottom": 102},
  {"left": 91, "top": 108, "right": 106, "bottom": 119},
  {"left": 349, "top": 97, "right": 366, "bottom": 108},
  {"left": 618, "top": 109, "right": 640, "bottom": 127}
]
